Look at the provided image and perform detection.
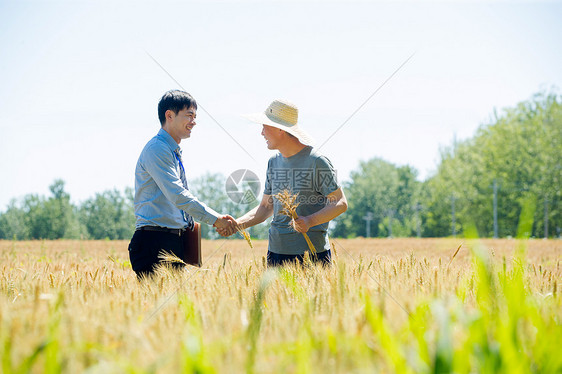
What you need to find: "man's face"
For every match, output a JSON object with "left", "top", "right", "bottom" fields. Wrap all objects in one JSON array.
[
  {"left": 261, "top": 125, "right": 283, "bottom": 150},
  {"left": 167, "top": 106, "right": 197, "bottom": 142}
]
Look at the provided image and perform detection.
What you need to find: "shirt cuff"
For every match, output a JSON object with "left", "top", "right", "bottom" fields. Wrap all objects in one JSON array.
[{"left": 199, "top": 209, "right": 220, "bottom": 226}]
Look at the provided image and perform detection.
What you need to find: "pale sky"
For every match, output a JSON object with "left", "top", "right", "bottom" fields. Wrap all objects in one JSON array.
[{"left": 1, "top": 0, "right": 561, "bottom": 211}]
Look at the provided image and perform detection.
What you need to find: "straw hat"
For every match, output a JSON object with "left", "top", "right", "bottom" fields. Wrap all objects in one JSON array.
[{"left": 243, "top": 100, "right": 314, "bottom": 146}]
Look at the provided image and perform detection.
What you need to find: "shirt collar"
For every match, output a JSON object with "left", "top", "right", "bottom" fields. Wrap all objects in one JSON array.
[{"left": 157, "top": 128, "right": 181, "bottom": 153}]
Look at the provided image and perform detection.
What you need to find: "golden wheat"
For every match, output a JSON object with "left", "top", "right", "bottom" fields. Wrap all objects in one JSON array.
[
  {"left": 237, "top": 227, "right": 253, "bottom": 249},
  {"left": 158, "top": 250, "right": 187, "bottom": 265},
  {"left": 0, "top": 239, "right": 559, "bottom": 373}
]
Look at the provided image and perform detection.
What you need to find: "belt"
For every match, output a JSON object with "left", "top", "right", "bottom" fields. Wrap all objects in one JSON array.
[{"left": 137, "top": 226, "right": 187, "bottom": 236}]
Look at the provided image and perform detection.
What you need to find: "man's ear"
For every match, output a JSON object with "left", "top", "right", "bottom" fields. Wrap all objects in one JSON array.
[{"left": 165, "top": 109, "right": 174, "bottom": 121}]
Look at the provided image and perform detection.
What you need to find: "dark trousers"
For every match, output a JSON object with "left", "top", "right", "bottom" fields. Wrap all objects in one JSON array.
[
  {"left": 267, "top": 250, "right": 332, "bottom": 267},
  {"left": 128, "top": 229, "right": 185, "bottom": 279}
]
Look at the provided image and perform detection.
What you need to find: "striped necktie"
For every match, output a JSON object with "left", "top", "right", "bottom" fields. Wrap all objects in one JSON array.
[{"left": 174, "top": 148, "right": 194, "bottom": 230}]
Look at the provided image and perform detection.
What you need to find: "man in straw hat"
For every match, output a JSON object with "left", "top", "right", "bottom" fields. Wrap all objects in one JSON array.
[{"left": 218, "top": 100, "right": 348, "bottom": 266}]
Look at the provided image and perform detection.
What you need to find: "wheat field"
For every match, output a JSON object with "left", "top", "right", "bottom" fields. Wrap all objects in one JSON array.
[{"left": 1, "top": 238, "right": 561, "bottom": 373}]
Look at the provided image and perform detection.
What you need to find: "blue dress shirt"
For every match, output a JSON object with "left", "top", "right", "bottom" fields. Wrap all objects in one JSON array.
[{"left": 134, "top": 128, "right": 220, "bottom": 229}]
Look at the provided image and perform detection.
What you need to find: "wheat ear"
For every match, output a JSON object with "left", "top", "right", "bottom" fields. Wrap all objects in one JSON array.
[{"left": 273, "top": 190, "right": 317, "bottom": 255}]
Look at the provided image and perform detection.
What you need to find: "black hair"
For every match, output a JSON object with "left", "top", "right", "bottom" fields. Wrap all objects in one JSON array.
[{"left": 157, "top": 90, "right": 198, "bottom": 126}]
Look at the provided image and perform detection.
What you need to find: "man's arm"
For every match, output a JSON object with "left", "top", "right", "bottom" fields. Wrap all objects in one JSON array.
[
  {"left": 293, "top": 188, "right": 348, "bottom": 233},
  {"left": 238, "top": 194, "right": 274, "bottom": 229},
  {"left": 217, "top": 194, "right": 274, "bottom": 236}
]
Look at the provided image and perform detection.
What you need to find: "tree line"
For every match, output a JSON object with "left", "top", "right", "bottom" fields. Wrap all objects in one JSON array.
[
  {"left": 0, "top": 91, "right": 559, "bottom": 240},
  {"left": 0, "top": 181, "right": 136, "bottom": 240},
  {"left": 0, "top": 175, "right": 269, "bottom": 241}
]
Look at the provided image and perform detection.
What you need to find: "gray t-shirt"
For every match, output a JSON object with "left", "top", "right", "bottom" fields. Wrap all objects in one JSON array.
[{"left": 264, "top": 146, "right": 340, "bottom": 255}]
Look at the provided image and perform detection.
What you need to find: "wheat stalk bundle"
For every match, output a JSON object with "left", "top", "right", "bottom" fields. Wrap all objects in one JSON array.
[{"left": 273, "top": 189, "right": 317, "bottom": 255}]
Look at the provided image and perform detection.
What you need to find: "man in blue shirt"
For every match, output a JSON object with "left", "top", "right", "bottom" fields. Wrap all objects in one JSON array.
[{"left": 129, "top": 90, "right": 235, "bottom": 278}]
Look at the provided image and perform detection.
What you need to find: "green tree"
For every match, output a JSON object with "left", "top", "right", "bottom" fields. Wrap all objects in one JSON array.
[
  {"left": 421, "top": 90, "right": 561, "bottom": 237},
  {"left": 332, "top": 158, "right": 420, "bottom": 238},
  {"left": 0, "top": 180, "right": 82, "bottom": 239},
  {"left": 79, "top": 188, "right": 135, "bottom": 239},
  {"left": 0, "top": 199, "right": 30, "bottom": 239},
  {"left": 43, "top": 180, "right": 78, "bottom": 239}
]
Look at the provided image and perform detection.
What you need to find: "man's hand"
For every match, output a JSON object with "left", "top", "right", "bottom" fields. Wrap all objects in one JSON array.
[
  {"left": 216, "top": 222, "right": 238, "bottom": 237},
  {"left": 213, "top": 215, "right": 237, "bottom": 237},
  {"left": 293, "top": 216, "right": 312, "bottom": 233}
]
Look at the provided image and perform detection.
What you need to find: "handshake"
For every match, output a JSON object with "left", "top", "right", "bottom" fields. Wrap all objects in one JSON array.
[{"left": 212, "top": 215, "right": 241, "bottom": 237}]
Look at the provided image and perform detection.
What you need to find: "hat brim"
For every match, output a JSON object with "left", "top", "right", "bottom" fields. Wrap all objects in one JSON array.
[{"left": 242, "top": 112, "right": 315, "bottom": 146}]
